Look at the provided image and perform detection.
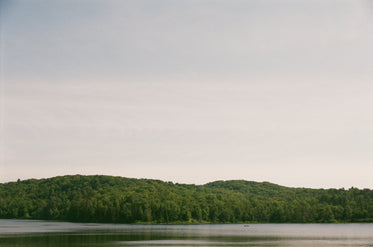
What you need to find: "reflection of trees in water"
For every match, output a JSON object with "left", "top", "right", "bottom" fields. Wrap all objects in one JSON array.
[
  {"left": 1, "top": 223, "right": 373, "bottom": 247},
  {"left": 0, "top": 231, "right": 286, "bottom": 247},
  {"left": 0, "top": 231, "right": 164, "bottom": 247}
]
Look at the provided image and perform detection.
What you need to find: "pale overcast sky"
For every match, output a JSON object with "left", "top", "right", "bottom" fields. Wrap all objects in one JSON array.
[{"left": 1, "top": 0, "right": 373, "bottom": 188}]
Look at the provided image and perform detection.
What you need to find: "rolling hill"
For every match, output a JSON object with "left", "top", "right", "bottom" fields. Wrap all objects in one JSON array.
[{"left": 1, "top": 175, "right": 372, "bottom": 223}]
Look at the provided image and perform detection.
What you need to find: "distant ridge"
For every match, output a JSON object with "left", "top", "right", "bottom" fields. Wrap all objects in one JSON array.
[{"left": 1, "top": 175, "right": 372, "bottom": 224}]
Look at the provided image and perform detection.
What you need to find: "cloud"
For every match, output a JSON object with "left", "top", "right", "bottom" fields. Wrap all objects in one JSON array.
[
  {"left": 3, "top": 0, "right": 373, "bottom": 82},
  {"left": 2, "top": 1, "right": 373, "bottom": 188},
  {"left": 3, "top": 79, "right": 373, "bottom": 187}
]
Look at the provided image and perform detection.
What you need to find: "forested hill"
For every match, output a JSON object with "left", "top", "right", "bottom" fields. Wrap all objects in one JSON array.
[{"left": 1, "top": 175, "right": 373, "bottom": 224}]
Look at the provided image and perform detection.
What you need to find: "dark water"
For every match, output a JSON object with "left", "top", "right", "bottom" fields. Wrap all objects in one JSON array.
[{"left": 1, "top": 220, "right": 373, "bottom": 246}]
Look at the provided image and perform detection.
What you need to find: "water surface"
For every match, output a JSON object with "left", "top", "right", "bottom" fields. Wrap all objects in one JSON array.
[{"left": 1, "top": 220, "right": 373, "bottom": 246}]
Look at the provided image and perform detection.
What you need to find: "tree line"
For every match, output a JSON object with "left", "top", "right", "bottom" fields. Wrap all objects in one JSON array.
[{"left": 0, "top": 175, "right": 372, "bottom": 224}]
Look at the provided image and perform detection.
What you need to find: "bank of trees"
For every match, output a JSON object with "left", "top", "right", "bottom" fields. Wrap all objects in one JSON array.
[{"left": 0, "top": 175, "right": 372, "bottom": 223}]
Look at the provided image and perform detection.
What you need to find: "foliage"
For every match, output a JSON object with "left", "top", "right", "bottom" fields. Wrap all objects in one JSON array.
[{"left": 1, "top": 175, "right": 373, "bottom": 223}]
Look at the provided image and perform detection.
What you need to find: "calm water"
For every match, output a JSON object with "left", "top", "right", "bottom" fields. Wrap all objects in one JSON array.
[{"left": 1, "top": 220, "right": 373, "bottom": 246}]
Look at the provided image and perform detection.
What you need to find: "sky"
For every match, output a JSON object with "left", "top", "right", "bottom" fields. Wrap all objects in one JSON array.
[{"left": 1, "top": 0, "right": 373, "bottom": 189}]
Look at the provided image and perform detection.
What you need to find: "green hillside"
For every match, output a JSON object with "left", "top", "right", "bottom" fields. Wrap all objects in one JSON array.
[{"left": 0, "top": 175, "right": 372, "bottom": 224}]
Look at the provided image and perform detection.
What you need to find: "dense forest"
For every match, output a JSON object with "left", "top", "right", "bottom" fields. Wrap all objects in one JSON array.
[{"left": 1, "top": 175, "right": 373, "bottom": 224}]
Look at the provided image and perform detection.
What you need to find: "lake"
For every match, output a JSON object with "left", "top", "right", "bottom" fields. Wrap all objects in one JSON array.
[{"left": 0, "top": 220, "right": 373, "bottom": 246}]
